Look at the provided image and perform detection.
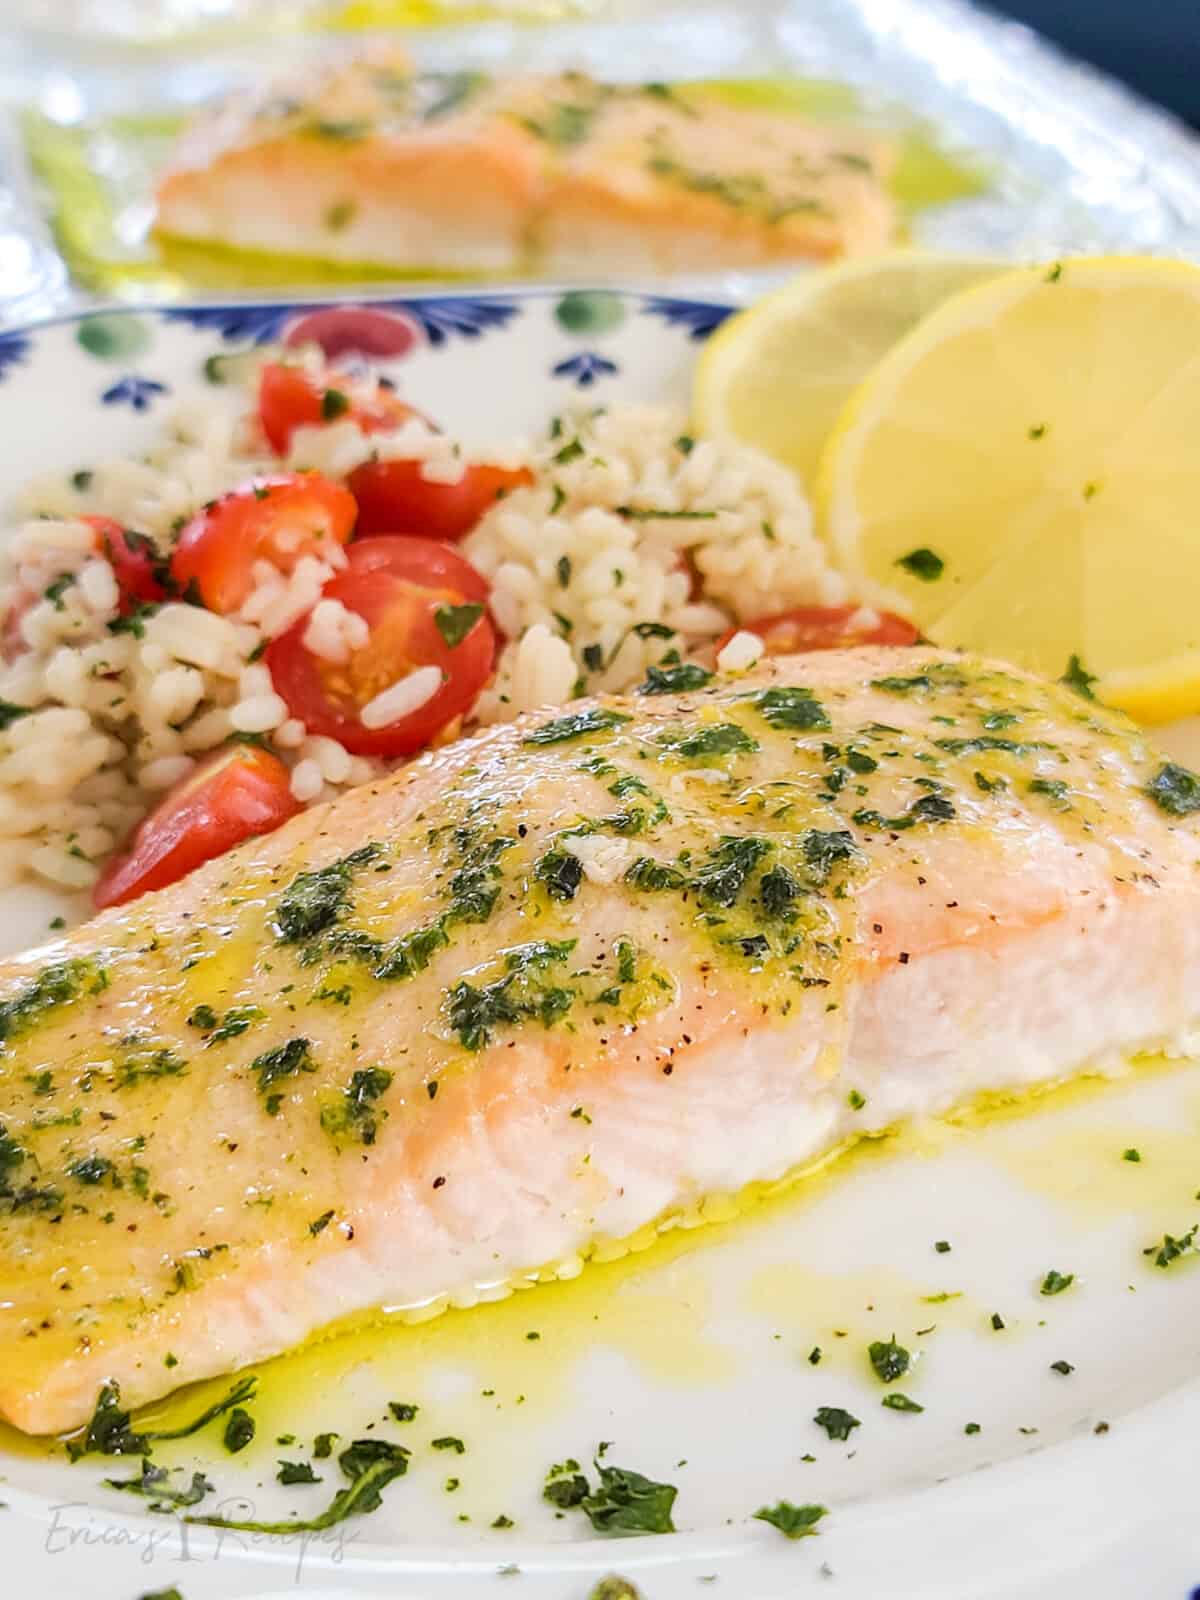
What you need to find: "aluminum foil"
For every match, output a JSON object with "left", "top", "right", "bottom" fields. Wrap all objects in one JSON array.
[{"left": 1, "top": 0, "right": 1197, "bottom": 325}]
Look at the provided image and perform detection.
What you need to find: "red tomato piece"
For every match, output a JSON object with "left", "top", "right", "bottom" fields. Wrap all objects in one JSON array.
[
  {"left": 266, "top": 537, "right": 495, "bottom": 758},
  {"left": 716, "top": 604, "right": 920, "bottom": 657},
  {"left": 170, "top": 473, "right": 356, "bottom": 615},
  {"left": 93, "top": 744, "right": 300, "bottom": 910},
  {"left": 282, "top": 305, "right": 421, "bottom": 362},
  {"left": 85, "top": 516, "right": 167, "bottom": 615},
  {"left": 347, "top": 458, "right": 534, "bottom": 542},
  {"left": 258, "top": 362, "right": 421, "bottom": 455}
]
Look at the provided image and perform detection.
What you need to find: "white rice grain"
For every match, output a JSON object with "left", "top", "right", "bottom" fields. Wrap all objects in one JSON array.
[
  {"left": 360, "top": 666, "right": 443, "bottom": 730},
  {"left": 302, "top": 597, "right": 369, "bottom": 664},
  {"left": 716, "top": 630, "right": 765, "bottom": 673},
  {"left": 230, "top": 693, "right": 288, "bottom": 734}
]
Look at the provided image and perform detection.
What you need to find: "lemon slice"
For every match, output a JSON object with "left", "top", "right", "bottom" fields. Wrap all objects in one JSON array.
[
  {"left": 693, "top": 250, "right": 1005, "bottom": 489},
  {"left": 817, "top": 255, "right": 1200, "bottom": 721}
]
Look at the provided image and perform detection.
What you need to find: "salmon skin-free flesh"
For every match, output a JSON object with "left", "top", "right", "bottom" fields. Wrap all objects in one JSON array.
[
  {"left": 2, "top": 646, "right": 1199, "bottom": 1435},
  {"left": 155, "top": 57, "right": 896, "bottom": 276}
]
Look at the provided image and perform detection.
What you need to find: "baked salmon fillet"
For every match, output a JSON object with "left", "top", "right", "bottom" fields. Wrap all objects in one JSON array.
[
  {"left": 2, "top": 646, "right": 1199, "bottom": 1436},
  {"left": 154, "top": 55, "right": 896, "bottom": 276}
]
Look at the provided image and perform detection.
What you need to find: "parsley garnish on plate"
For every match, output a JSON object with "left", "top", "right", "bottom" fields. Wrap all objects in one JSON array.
[
  {"left": 1143, "top": 1225, "right": 1198, "bottom": 1268},
  {"left": 753, "top": 1500, "right": 827, "bottom": 1539},
  {"left": 67, "top": 1375, "right": 256, "bottom": 1461},
  {"left": 1039, "top": 1269, "right": 1074, "bottom": 1296},
  {"left": 547, "top": 1455, "right": 677, "bottom": 1535},
  {"left": 223, "top": 1407, "right": 255, "bottom": 1454},
  {"left": 881, "top": 1393, "right": 923, "bottom": 1413},
  {"left": 579, "top": 1461, "right": 677, "bottom": 1535},
  {"left": 868, "top": 1337, "right": 911, "bottom": 1383},
  {"left": 105, "top": 1461, "right": 212, "bottom": 1511},
  {"left": 190, "top": 1438, "right": 409, "bottom": 1534},
  {"left": 813, "top": 1406, "right": 860, "bottom": 1441}
]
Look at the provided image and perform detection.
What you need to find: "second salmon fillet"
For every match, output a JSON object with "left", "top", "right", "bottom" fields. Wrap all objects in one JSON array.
[{"left": 2, "top": 646, "right": 1199, "bottom": 1435}]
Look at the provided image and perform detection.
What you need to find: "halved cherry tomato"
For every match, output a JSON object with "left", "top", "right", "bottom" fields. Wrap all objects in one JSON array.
[
  {"left": 282, "top": 305, "right": 421, "bottom": 362},
  {"left": 259, "top": 362, "right": 421, "bottom": 455},
  {"left": 715, "top": 604, "right": 920, "bottom": 657},
  {"left": 93, "top": 744, "right": 300, "bottom": 910},
  {"left": 266, "top": 537, "right": 495, "bottom": 758},
  {"left": 347, "top": 458, "right": 534, "bottom": 542},
  {"left": 85, "top": 516, "right": 167, "bottom": 615},
  {"left": 170, "top": 473, "right": 356, "bottom": 615}
]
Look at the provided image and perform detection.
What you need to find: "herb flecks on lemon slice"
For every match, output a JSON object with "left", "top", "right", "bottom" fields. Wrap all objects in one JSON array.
[{"left": 816, "top": 256, "right": 1200, "bottom": 722}]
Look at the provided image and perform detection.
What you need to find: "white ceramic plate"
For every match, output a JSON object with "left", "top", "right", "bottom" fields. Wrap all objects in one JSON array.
[{"left": 2, "top": 290, "right": 1200, "bottom": 1600}]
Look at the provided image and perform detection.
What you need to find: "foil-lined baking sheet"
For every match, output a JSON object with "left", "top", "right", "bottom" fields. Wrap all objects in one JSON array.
[{"left": 0, "top": 0, "right": 1196, "bottom": 323}]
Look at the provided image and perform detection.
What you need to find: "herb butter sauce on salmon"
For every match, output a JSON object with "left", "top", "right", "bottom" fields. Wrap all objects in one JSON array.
[{"left": 2, "top": 646, "right": 1199, "bottom": 1436}]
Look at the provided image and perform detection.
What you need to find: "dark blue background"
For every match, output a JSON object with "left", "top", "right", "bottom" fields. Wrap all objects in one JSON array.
[{"left": 984, "top": 2, "right": 1199, "bottom": 126}]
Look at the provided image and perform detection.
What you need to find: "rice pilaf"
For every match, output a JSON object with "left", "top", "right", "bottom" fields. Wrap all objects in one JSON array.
[{"left": 0, "top": 351, "right": 859, "bottom": 895}]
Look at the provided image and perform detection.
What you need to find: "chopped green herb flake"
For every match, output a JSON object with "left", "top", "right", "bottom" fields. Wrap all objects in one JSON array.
[
  {"left": 525, "top": 708, "right": 631, "bottom": 745},
  {"left": 1039, "top": 1269, "right": 1074, "bottom": 1296},
  {"left": 435, "top": 602, "right": 484, "bottom": 649},
  {"left": 274, "top": 845, "right": 382, "bottom": 943},
  {"left": 251, "top": 1036, "right": 316, "bottom": 1110},
  {"left": 389, "top": 1402, "right": 419, "bottom": 1422},
  {"left": 868, "top": 1336, "right": 911, "bottom": 1383},
  {"left": 896, "top": 547, "right": 944, "bottom": 581},
  {"left": 535, "top": 847, "right": 584, "bottom": 902},
  {"left": 106, "top": 1459, "right": 212, "bottom": 1510},
  {"left": 544, "top": 1461, "right": 591, "bottom": 1507},
  {"left": 189, "top": 1437, "right": 409, "bottom": 1534},
  {"left": 68, "top": 1375, "right": 256, "bottom": 1462},
  {"left": 752, "top": 685, "right": 830, "bottom": 731},
  {"left": 881, "top": 1393, "right": 923, "bottom": 1413},
  {"left": 320, "top": 388, "right": 351, "bottom": 421},
  {"left": 278, "top": 1459, "right": 322, "bottom": 1485},
  {"left": 1059, "top": 654, "right": 1097, "bottom": 699},
  {"left": 1143, "top": 1225, "right": 1197, "bottom": 1268},
  {"left": 1147, "top": 762, "right": 1200, "bottom": 818},
  {"left": 578, "top": 1460, "right": 677, "bottom": 1536},
  {"left": 637, "top": 662, "right": 713, "bottom": 695},
  {"left": 224, "top": 1408, "right": 255, "bottom": 1454},
  {"left": 870, "top": 673, "right": 937, "bottom": 695},
  {"left": 693, "top": 835, "right": 768, "bottom": 908},
  {"left": 853, "top": 792, "right": 956, "bottom": 831},
  {"left": 813, "top": 1406, "right": 860, "bottom": 1441},
  {"left": 753, "top": 1500, "right": 827, "bottom": 1539},
  {"left": 658, "top": 721, "right": 758, "bottom": 759},
  {"left": 321, "top": 1066, "right": 392, "bottom": 1145},
  {"left": 803, "top": 828, "right": 858, "bottom": 884}
]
